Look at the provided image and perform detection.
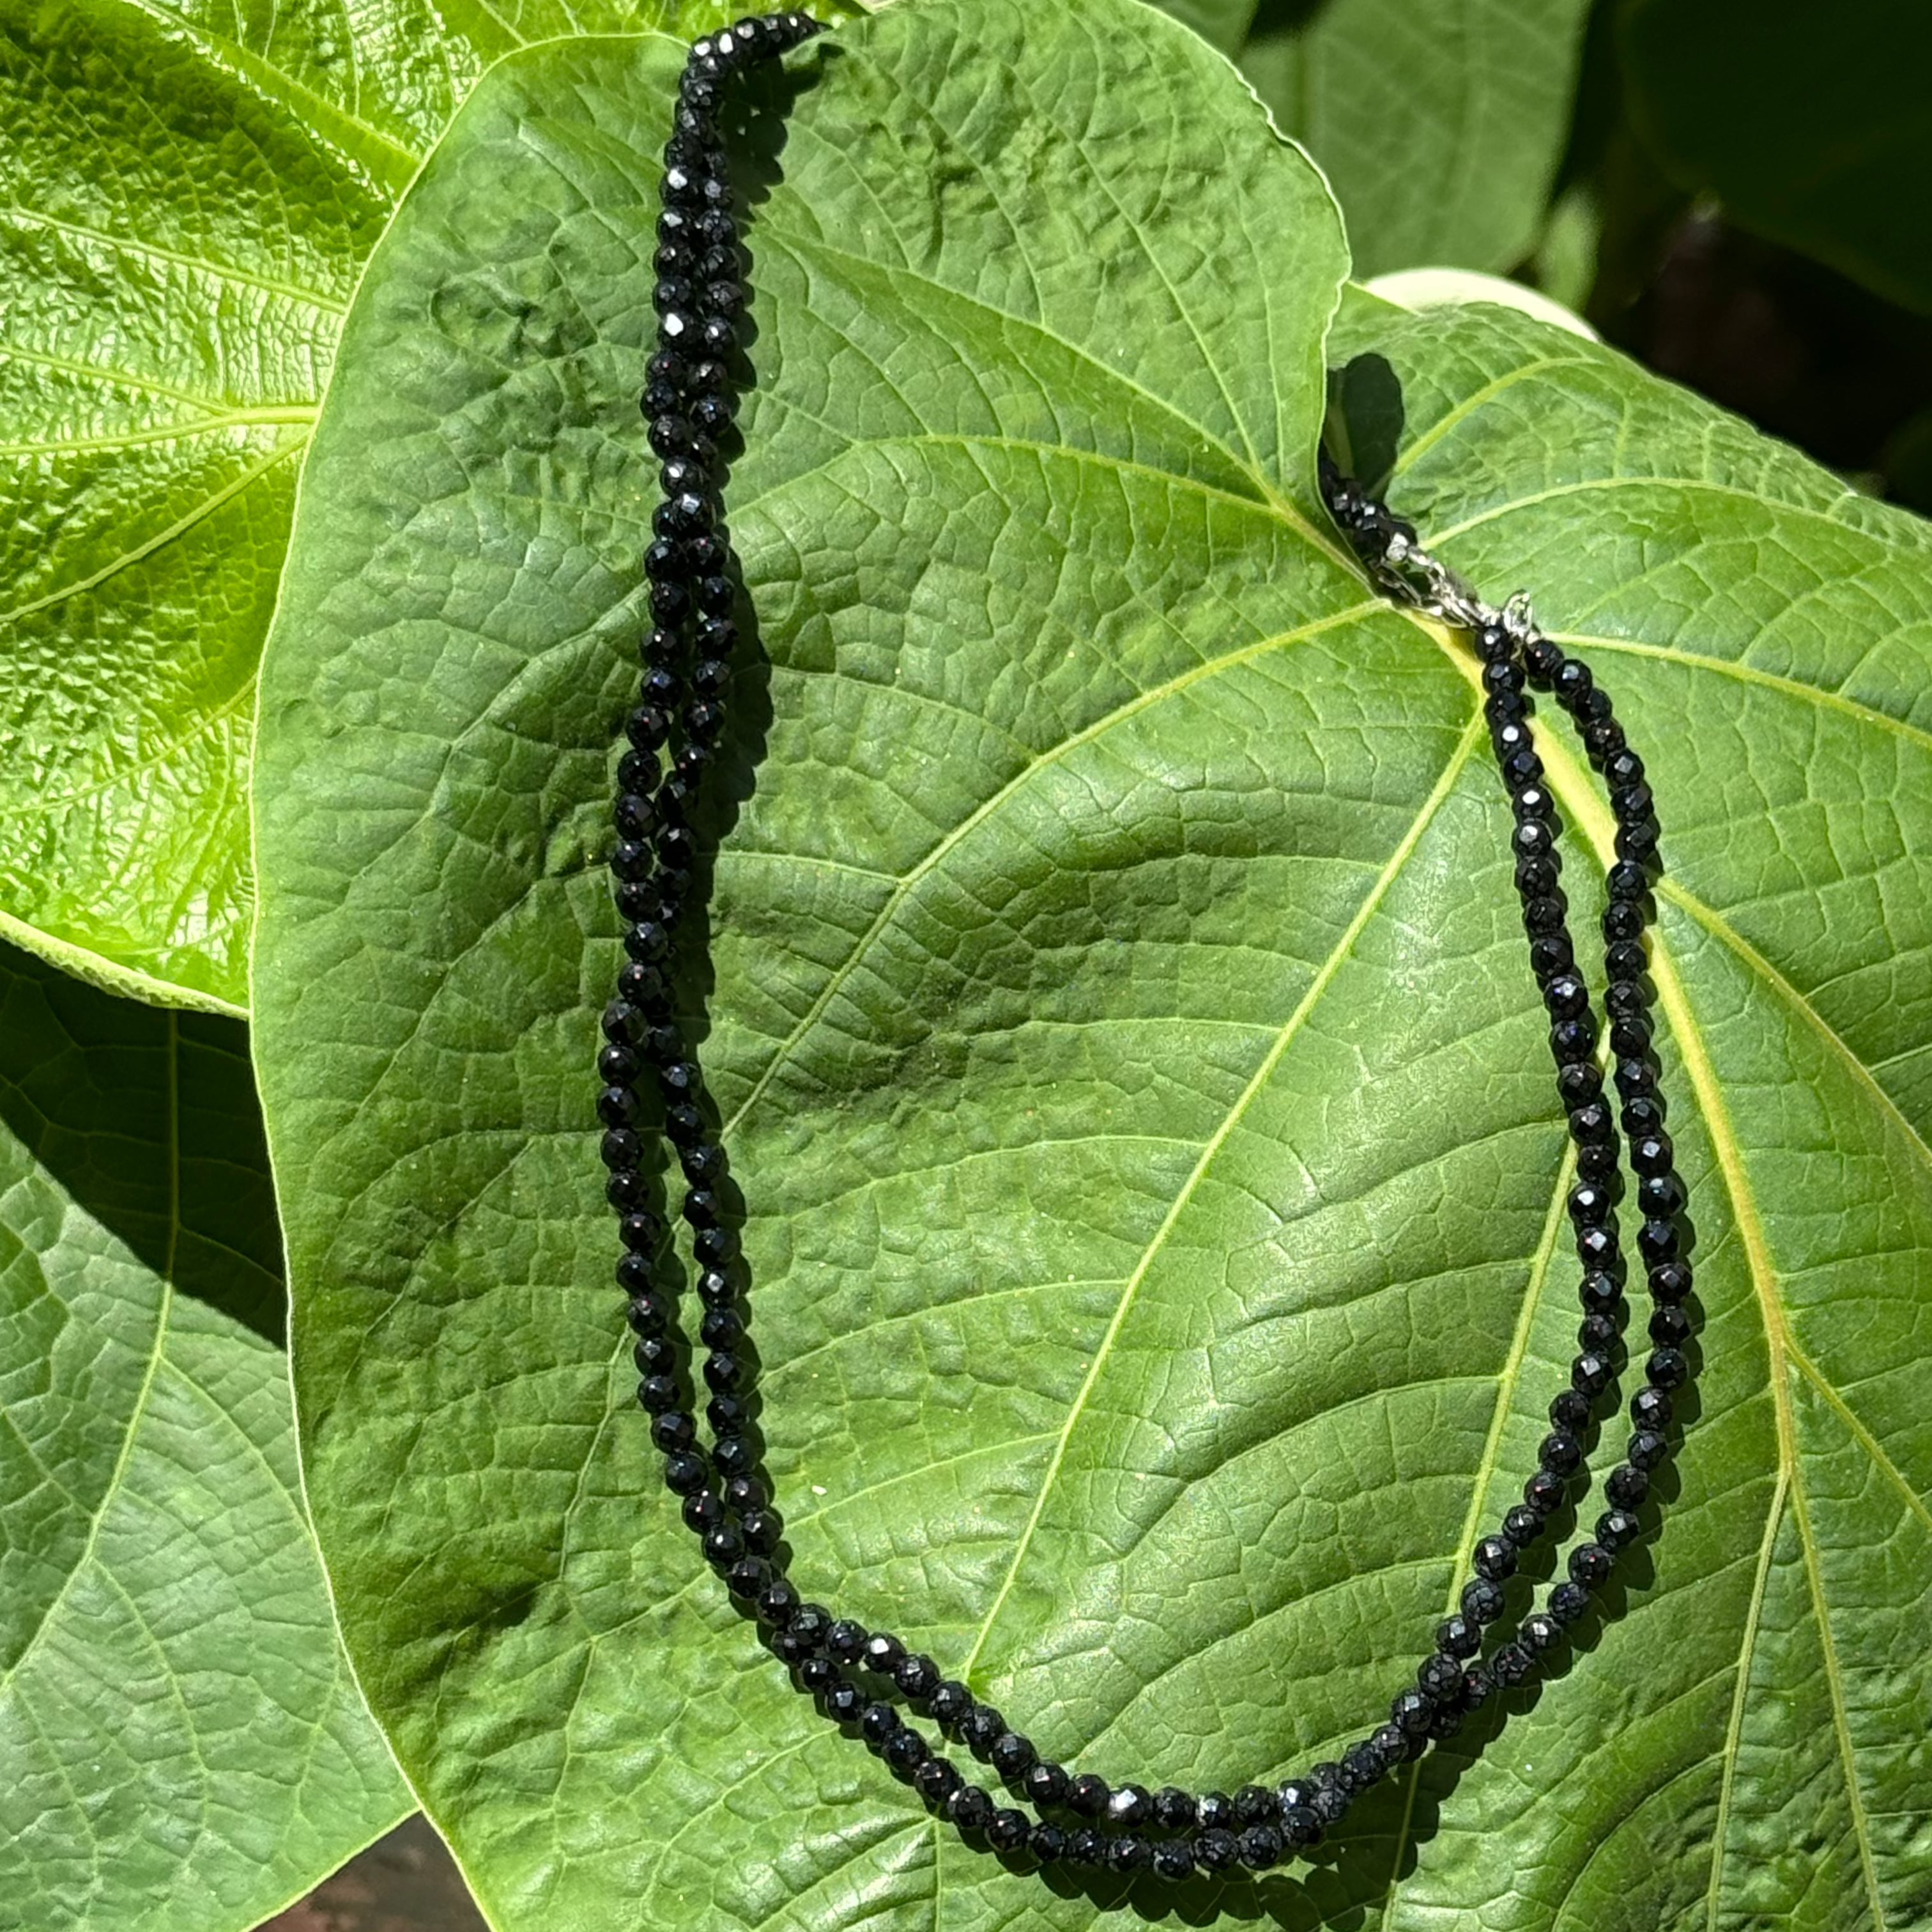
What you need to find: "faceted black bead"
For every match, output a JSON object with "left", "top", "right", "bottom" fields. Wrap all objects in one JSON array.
[
  {"left": 1029, "top": 1821, "right": 1068, "bottom": 1863},
  {"left": 1418, "top": 1651, "right": 1464, "bottom": 1699},
  {"left": 740, "top": 1506, "right": 782, "bottom": 1553},
  {"left": 1549, "top": 1580, "right": 1591, "bottom": 1624},
  {"left": 1493, "top": 719, "right": 1534, "bottom": 759},
  {"left": 1515, "top": 854, "right": 1561, "bottom": 899},
  {"left": 1437, "top": 1612, "right": 1481, "bottom": 1658},
  {"left": 1462, "top": 1577, "right": 1506, "bottom": 1624},
  {"left": 1196, "top": 1790, "right": 1235, "bottom": 1830},
  {"left": 1637, "top": 1218, "right": 1679, "bottom": 1265},
  {"left": 1425, "top": 1699, "right": 1464, "bottom": 1740},
  {"left": 1231, "top": 1784, "right": 1274, "bottom": 1827},
  {"left": 1616, "top": 818, "right": 1660, "bottom": 862},
  {"left": 1649, "top": 1259, "right": 1693, "bottom": 1303},
  {"left": 1647, "top": 1346, "right": 1689, "bottom": 1390},
  {"left": 1631, "top": 1384, "right": 1672, "bottom": 1430},
  {"left": 1308, "top": 1769, "right": 1353, "bottom": 1824},
  {"left": 1524, "top": 893, "right": 1568, "bottom": 935},
  {"left": 694, "top": 1225, "right": 738, "bottom": 1268},
  {"left": 1649, "top": 1303, "right": 1692, "bottom": 1349},
  {"left": 1532, "top": 935, "right": 1577, "bottom": 983},
  {"left": 1503, "top": 1504, "right": 1545, "bottom": 1547},
  {"left": 825, "top": 1619, "right": 866, "bottom": 1664},
  {"left": 959, "top": 1704, "right": 1006, "bottom": 1759},
  {"left": 711, "top": 1435, "right": 753, "bottom": 1478},
  {"left": 1344, "top": 1738, "right": 1392, "bottom": 1786},
  {"left": 1195, "top": 1827, "right": 1239, "bottom": 1871},
  {"left": 663, "top": 1451, "right": 707, "bottom": 1495},
  {"left": 895, "top": 1653, "right": 940, "bottom": 1701},
  {"left": 796, "top": 1652, "right": 836, "bottom": 1689},
  {"left": 1575, "top": 1225, "right": 1618, "bottom": 1270},
  {"left": 1066, "top": 1772, "right": 1110, "bottom": 1818},
  {"left": 990, "top": 1731, "right": 1036, "bottom": 1780},
  {"left": 1153, "top": 1840, "right": 1196, "bottom": 1880},
  {"left": 1512, "top": 819, "right": 1554, "bottom": 861},
  {"left": 756, "top": 1576, "right": 800, "bottom": 1627},
  {"left": 1596, "top": 1506, "right": 1643, "bottom": 1551},
  {"left": 885, "top": 1729, "right": 929, "bottom": 1774},
  {"left": 1475, "top": 622, "right": 1514, "bottom": 663},
  {"left": 1024, "top": 1759, "right": 1069, "bottom": 1807},
  {"left": 1280, "top": 1804, "right": 1322, "bottom": 1851},
  {"left": 947, "top": 1785, "right": 995, "bottom": 1833},
  {"left": 722, "top": 1473, "right": 767, "bottom": 1516},
  {"left": 988, "top": 1807, "right": 1031, "bottom": 1854},
  {"left": 1152, "top": 1785, "right": 1196, "bottom": 1830},
  {"left": 1623, "top": 1091, "right": 1666, "bottom": 1133},
  {"left": 1568, "top": 1542, "right": 1614, "bottom": 1588},
  {"left": 859, "top": 1701, "right": 900, "bottom": 1745},
  {"left": 1540, "top": 1429, "right": 1583, "bottom": 1475},
  {"left": 824, "top": 1679, "right": 862, "bottom": 1722},
  {"left": 698, "top": 1307, "right": 741, "bottom": 1349},
  {"left": 700, "top": 1516, "right": 744, "bottom": 1567},
  {"left": 625, "top": 1287, "right": 668, "bottom": 1335},
  {"left": 1568, "top": 1181, "right": 1613, "bottom": 1228},
  {"left": 913, "top": 1757, "right": 961, "bottom": 1806},
  {"left": 1628, "top": 1427, "right": 1669, "bottom": 1470},
  {"left": 1606, "top": 859, "right": 1650, "bottom": 903},
  {"left": 1523, "top": 634, "right": 1565, "bottom": 684},
  {"left": 1473, "top": 1535, "right": 1517, "bottom": 1581},
  {"left": 633, "top": 1344, "right": 676, "bottom": 1392},
  {"left": 1238, "top": 1825, "right": 1282, "bottom": 1870},
  {"left": 1570, "top": 1349, "right": 1613, "bottom": 1397},
  {"left": 1501, "top": 745, "right": 1544, "bottom": 788},
  {"left": 1544, "top": 974, "right": 1588, "bottom": 1019},
  {"left": 636, "top": 1373, "right": 679, "bottom": 1416},
  {"left": 928, "top": 1681, "right": 972, "bottom": 1729},
  {"left": 1636, "top": 1172, "right": 1684, "bottom": 1218},
  {"left": 1581, "top": 1310, "right": 1621, "bottom": 1352},
  {"left": 1490, "top": 1643, "right": 1532, "bottom": 1687},
  {"left": 1108, "top": 1784, "right": 1153, "bottom": 1828},
  {"left": 1549, "top": 1389, "right": 1591, "bottom": 1434},
  {"left": 1552, "top": 657, "right": 1593, "bottom": 702},
  {"left": 1605, "top": 1462, "right": 1650, "bottom": 1510},
  {"left": 1485, "top": 687, "right": 1528, "bottom": 726},
  {"left": 1522, "top": 1610, "right": 1563, "bottom": 1654},
  {"left": 1584, "top": 717, "right": 1627, "bottom": 761},
  {"left": 862, "top": 1632, "right": 905, "bottom": 1675}
]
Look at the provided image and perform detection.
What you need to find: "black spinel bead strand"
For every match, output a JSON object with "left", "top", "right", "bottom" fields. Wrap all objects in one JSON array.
[{"left": 606, "top": 56, "right": 1701, "bottom": 1880}]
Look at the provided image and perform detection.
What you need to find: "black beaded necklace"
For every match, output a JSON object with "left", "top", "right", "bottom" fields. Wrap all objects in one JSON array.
[{"left": 597, "top": 12, "right": 1694, "bottom": 1885}]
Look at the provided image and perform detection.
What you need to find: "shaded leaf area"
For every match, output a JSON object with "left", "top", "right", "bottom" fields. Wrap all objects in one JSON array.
[
  {"left": 0, "top": 0, "right": 862, "bottom": 1012},
  {"left": 0, "top": 939, "right": 409, "bottom": 1931},
  {"left": 250, "top": 9, "right": 1931, "bottom": 1932},
  {"left": 1617, "top": 0, "right": 1932, "bottom": 318},
  {"left": 1235, "top": 0, "right": 1592, "bottom": 280}
]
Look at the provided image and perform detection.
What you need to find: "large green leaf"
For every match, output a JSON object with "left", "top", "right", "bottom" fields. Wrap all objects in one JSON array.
[
  {"left": 1618, "top": 0, "right": 1932, "bottom": 316},
  {"left": 251, "top": 4, "right": 1932, "bottom": 1928},
  {"left": 1237, "top": 0, "right": 1593, "bottom": 279},
  {"left": 0, "top": 939, "right": 410, "bottom": 1929},
  {"left": 0, "top": 0, "right": 870, "bottom": 1014}
]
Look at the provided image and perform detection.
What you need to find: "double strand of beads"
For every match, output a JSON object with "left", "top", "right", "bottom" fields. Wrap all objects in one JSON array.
[{"left": 597, "top": 17, "right": 1697, "bottom": 1883}]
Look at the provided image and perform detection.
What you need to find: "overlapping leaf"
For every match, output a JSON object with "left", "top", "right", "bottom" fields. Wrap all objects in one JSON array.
[
  {"left": 0, "top": 0, "right": 871, "bottom": 1012},
  {"left": 250, "top": 3, "right": 1931, "bottom": 1928},
  {"left": 0, "top": 940, "right": 409, "bottom": 1930}
]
